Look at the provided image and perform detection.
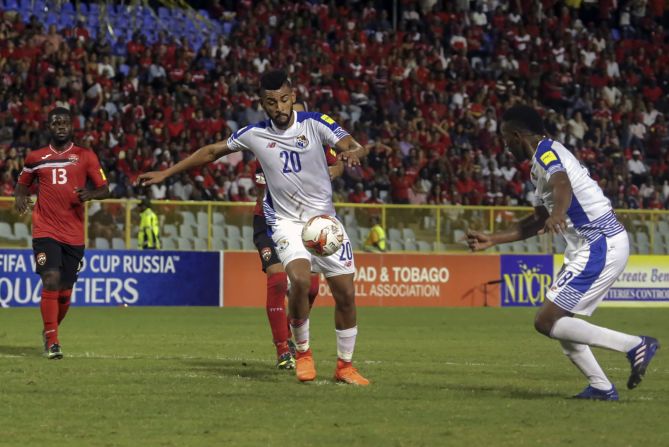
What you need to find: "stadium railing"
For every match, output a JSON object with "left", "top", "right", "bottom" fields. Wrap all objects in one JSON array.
[{"left": 0, "top": 197, "right": 667, "bottom": 255}]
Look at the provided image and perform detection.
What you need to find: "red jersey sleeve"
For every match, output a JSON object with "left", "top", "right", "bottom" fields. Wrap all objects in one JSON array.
[
  {"left": 86, "top": 150, "right": 108, "bottom": 188},
  {"left": 17, "top": 153, "right": 36, "bottom": 186},
  {"left": 324, "top": 146, "right": 338, "bottom": 166}
]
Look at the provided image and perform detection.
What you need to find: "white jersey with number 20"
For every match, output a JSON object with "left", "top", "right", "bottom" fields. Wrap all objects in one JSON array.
[{"left": 226, "top": 110, "right": 348, "bottom": 225}]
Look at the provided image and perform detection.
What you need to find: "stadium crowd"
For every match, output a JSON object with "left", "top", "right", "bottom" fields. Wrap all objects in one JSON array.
[{"left": 2, "top": 0, "right": 669, "bottom": 210}]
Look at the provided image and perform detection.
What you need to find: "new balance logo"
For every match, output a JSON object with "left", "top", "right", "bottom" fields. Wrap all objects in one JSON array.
[
  {"left": 41, "top": 154, "right": 53, "bottom": 160},
  {"left": 267, "top": 142, "right": 276, "bottom": 148}
]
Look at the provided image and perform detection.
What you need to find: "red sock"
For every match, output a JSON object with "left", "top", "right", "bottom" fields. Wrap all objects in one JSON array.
[
  {"left": 308, "top": 274, "right": 319, "bottom": 308},
  {"left": 40, "top": 289, "right": 60, "bottom": 345},
  {"left": 285, "top": 294, "right": 292, "bottom": 340},
  {"left": 267, "top": 272, "right": 290, "bottom": 356},
  {"left": 58, "top": 289, "right": 72, "bottom": 324}
]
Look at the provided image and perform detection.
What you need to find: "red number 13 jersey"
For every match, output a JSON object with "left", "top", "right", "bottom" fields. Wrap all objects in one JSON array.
[{"left": 18, "top": 144, "right": 108, "bottom": 246}]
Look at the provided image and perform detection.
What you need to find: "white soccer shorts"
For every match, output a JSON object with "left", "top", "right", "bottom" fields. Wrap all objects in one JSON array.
[
  {"left": 547, "top": 231, "right": 629, "bottom": 316},
  {"left": 270, "top": 219, "right": 355, "bottom": 278}
]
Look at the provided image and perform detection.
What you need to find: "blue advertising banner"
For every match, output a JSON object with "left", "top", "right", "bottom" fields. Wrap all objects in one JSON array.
[
  {"left": 0, "top": 249, "right": 223, "bottom": 307},
  {"left": 500, "top": 254, "right": 554, "bottom": 307}
]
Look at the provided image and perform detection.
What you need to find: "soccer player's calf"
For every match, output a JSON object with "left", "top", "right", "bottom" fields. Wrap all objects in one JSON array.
[{"left": 255, "top": 213, "right": 318, "bottom": 368}]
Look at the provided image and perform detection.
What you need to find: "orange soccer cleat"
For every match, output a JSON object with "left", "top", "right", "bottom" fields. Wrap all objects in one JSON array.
[
  {"left": 295, "top": 349, "right": 317, "bottom": 382},
  {"left": 334, "top": 359, "right": 370, "bottom": 386}
]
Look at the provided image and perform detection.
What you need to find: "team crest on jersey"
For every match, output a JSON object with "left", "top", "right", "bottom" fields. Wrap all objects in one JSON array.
[
  {"left": 261, "top": 247, "right": 272, "bottom": 262},
  {"left": 295, "top": 135, "right": 309, "bottom": 149},
  {"left": 68, "top": 154, "right": 79, "bottom": 164},
  {"left": 36, "top": 252, "right": 47, "bottom": 266}
]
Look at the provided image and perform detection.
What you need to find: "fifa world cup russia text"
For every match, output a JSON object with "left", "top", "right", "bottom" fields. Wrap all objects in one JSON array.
[{"left": 0, "top": 250, "right": 221, "bottom": 307}]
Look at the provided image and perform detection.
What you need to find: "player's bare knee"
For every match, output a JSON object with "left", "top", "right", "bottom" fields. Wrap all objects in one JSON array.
[
  {"left": 332, "top": 286, "right": 355, "bottom": 311},
  {"left": 289, "top": 273, "right": 311, "bottom": 295},
  {"left": 533, "top": 310, "right": 556, "bottom": 337},
  {"left": 335, "top": 298, "right": 355, "bottom": 315}
]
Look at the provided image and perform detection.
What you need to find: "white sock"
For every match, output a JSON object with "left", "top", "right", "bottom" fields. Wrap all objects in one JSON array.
[
  {"left": 290, "top": 319, "right": 310, "bottom": 353},
  {"left": 550, "top": 317, "right": 642, "bottom": 353},
  {"left": 560, "top": 340, "right": 612, "bottom": 390},
  {"left": 336, "top": 326, "right": 357, "bottom": 362}
]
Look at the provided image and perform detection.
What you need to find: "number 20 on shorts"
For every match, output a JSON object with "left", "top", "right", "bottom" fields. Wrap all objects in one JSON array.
[{"left": 339, "top": 242, "right": 352, "bottom": 261}]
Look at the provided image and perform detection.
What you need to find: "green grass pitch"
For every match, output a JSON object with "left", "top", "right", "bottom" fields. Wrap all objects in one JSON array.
[{"left": 0, "top": 307, "right": 667, "bottom": 447}]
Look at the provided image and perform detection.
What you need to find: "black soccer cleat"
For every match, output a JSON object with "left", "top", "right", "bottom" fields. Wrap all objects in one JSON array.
[
  {"left": 288, "top": 339, "right": 297, "bottom": 358},
  {"left": 276, "top": 352, "right": 295, "bottom": 370},
  {"left": 47, "top": 343, "right": 63, "bottom": 360},
  {"left": 626, "top": 336, "right": 660, "bottom": 389}
]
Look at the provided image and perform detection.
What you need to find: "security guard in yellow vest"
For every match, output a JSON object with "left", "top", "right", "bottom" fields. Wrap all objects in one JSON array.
[
  {"left": 364, "top": 216, "right": 386, "bottom": 252},
  {"left": 137, "top": 197, "right": 161, "bottom": 250}
]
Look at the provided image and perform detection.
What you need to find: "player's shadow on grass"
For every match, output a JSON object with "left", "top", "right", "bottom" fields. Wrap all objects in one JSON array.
[
  {"left": 0, "top": 345, "right": 41, "bottom": 357},
  {"left": 183, "top": 359, "right": 282, "bottom": 382},
  {"left": 444, "top": 382, "right": 565, "bottom": 399}
]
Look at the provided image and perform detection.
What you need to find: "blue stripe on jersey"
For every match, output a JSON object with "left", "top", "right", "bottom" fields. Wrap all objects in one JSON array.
[
  {"left": 231, "top": 120, "right": 270, "bottom": 140},
  {"left": 567, "top": 195, "right": 590, "bottom": 228},
  {"left": 297, "top": 111, "right": 348, "bottom": 138},
  {"left": 553, "top": 237, "right": 607, "bottom": 311},
  {"left": 576, "top": 210, "right": 625, "bottom": 243},
  {"left": 535, "top": 139, "right": 565, "bottom": 172},
  {"left": 263, "top": 185, "right": 277, "bottom": 227}
]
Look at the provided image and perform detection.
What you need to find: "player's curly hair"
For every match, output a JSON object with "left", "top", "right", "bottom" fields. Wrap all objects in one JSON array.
[
  {"left": 260, "top": 69, "right": 291, "bottom": 94},
  {"left": 47, "top": 107, "right": 72, "bottom": 122},
  {"left": 502, "top": 105, "right": 546, "bottom": 135}
]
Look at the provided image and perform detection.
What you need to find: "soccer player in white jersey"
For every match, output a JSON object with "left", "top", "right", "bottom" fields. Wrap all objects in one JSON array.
[
  {"left": 466, "top": 105, "right": 659, "bottom": 400},
  {"left": 139, "top": 70, "right": 370, "bottom": 385}
]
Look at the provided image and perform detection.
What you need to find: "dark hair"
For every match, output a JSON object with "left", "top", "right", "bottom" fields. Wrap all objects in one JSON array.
[
  {"left": 260, "top": 69, "right": 290, "bottom": 93},
  {"left": 502, "top": 105, "right": 545, "bottom": 135},
  {"left": 48, "top": 107, "right": 71, "bottom": 122}
]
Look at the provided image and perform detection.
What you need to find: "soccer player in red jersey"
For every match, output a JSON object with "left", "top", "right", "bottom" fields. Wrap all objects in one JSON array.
[{"left": 15, "top": 107, "right": 109, "bottom": 359}]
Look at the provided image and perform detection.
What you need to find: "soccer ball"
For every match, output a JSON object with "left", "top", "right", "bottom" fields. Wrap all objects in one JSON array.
[{"left": 301, "top": 215, "right": 344, "bottom": 257}]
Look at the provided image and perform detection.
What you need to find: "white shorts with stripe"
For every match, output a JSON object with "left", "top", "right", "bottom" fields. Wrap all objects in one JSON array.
[
  {"left": 270, "top": 219, "right": 355, "bottom": 278},
  {"left": 547, "top": 231, "right": 629, "bottom": 316}
]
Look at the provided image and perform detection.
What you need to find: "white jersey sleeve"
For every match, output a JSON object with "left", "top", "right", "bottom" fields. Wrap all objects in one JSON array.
[
  {"left": 531, "top": 139, "right": 625, "bottom": 252},
  {"left": 226, "top": 123, "right": 268, "bottom": 152},
  {"left": 311, "top": 113, "right": 350, "bottom": 147}
]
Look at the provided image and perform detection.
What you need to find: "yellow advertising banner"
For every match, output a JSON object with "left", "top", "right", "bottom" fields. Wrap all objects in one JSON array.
[{"left": 554, "top": 255, "right": 669, "bottom": 302}]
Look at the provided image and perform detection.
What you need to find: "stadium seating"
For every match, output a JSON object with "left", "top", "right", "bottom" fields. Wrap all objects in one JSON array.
[
  {"left": 95, "top": 237, "right": 110, "bottom": 249},
  {"left": 3, "top": 1, "right": 669, "bottom": 255},
  {"left": 162, "top": 238, "right": 176, "bottom": 250},
  {"left": 176, "top": 238, "right": 192, "bottom": 250},
  {"left": 417, "top": 241, "right": 431, "bottom": 252},
  {"left": 13, "top": 222, "right": 29, "bottom": 239},
  {"left": 112, "top": 237, "right": 125, "bottom": 250}
]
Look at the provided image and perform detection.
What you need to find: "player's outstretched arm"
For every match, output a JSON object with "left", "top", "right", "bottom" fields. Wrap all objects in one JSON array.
[
  {"left": 466, "top": 206, "right": 550, "bottom": 251},
  {"left": 328, "top": 160, "right": 345, "bottom": 179},
  {"left": 334, "top": 136, "right": 368, "bottom": 167},
  {"left": 138, "top": 141, "right": 234, "bottom": 186},
  {"left": 77, "top": 185, "right": 110, "bottom": 202},
  {"left": 538, "top": 171, "right": 572, "bottom": 235},
  {"left": 14, "top": 183, "right": 33, "bottom": 215}
]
